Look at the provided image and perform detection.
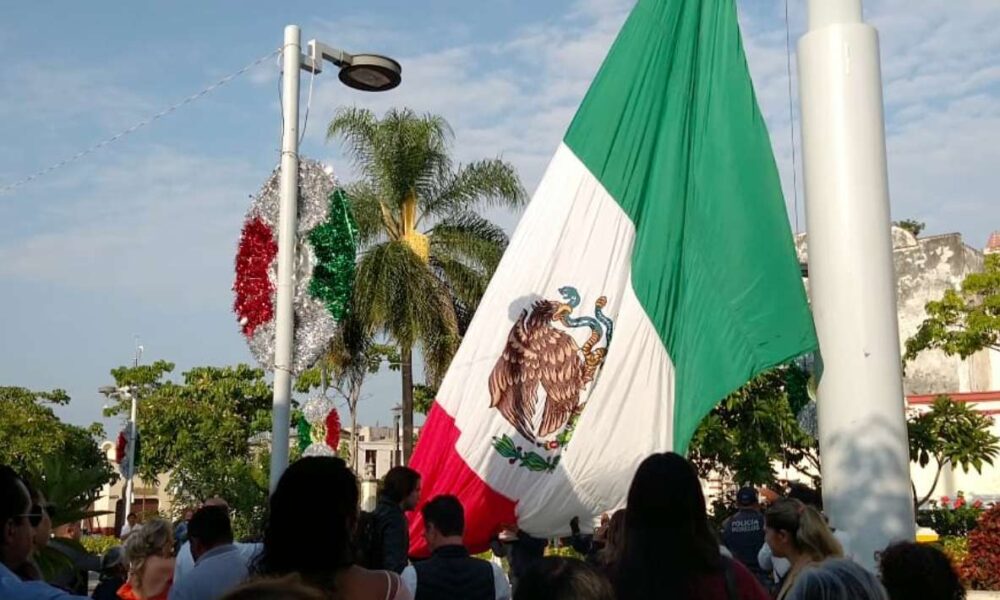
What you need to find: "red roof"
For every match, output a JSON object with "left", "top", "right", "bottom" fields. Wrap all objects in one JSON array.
[{"left": 908, "top": 391, "right": 1000, "bottom": 404}]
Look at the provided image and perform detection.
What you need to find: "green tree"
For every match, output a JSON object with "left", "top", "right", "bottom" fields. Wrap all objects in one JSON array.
[
  {"left": 908, "top": 395, "right": 999, "bottom": 510},
  {"left": 104, "top": 363, "right": 274, "bottom": 537},
  {"left": 413, "top": 384, "right": 437, "bottom": 416},
  {"left": 0, "top": 386, "right": 113, "bottom": 489},
  {"left": 894, "top": 219, "right": 925, "bottom": 237},
  {"left": 688, "top": 364, "right": 819, "bottom": 488},
  {"left": 328, "top": 107, "right": 526, "bottom": 462},
  {"left": 905, "top": 254, "right": 1000, "bottom": 362},
  {"left": 296, "top": 315, "right": 400, "bottom": 473}
]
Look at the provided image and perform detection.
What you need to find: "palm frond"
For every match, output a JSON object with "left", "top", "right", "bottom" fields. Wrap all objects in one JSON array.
[
  {"left": 420, "top": 329, "right": 458, "bottom": 387},
  {"left": 344, "top": 181, "right": 389, "bottom": 247},
  {"left": 430, "top": 254, "right": 491, "bottom": 313},
  {"left": 429, "top": 212, "right": 509, "bottom": 275},
  {"left": 327, "top": 107, "right": 379, "bottom": 174},
  {"left": 353, "top": 241, "right": 459, "bottom": 351},
  {"left": 375, "top": 110, "right": 452, "bottom": 209},
  {"left": 421, "top": 159, "right": 527, "bottom": 219}
]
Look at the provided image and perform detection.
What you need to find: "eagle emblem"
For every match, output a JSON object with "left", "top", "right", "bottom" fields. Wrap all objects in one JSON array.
[{"left": 488, "top": 287, "right": 613, "bottom": 471}]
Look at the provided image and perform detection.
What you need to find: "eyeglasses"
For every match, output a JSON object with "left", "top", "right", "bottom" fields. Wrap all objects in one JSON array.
[
  {"left": 15, "top": 511, "right": 43, "bottom": 527},
  {"left": 19, "top": 504, "right": 57, "bottom": 527}
]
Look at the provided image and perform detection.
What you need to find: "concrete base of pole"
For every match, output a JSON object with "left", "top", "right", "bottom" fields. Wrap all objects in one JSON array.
[{"left": 798, "top": 18, "right": 915, "bottom": 569}]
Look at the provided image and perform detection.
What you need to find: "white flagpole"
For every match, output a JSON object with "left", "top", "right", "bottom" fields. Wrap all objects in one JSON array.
[{"left": 798, "top": 0, "right": 915, "bottom": 569}]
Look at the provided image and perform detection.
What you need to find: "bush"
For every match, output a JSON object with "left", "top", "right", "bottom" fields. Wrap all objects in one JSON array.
[
  {"left": 917, "top": 492, "right": 984, "bottom": 536},
  {"left": 961, "top": 504, "right": 1000, "bottom": 590},
  {"left": 937, "top": 536, "right": 969, "bottom": 567},
  {"left": 81, "top": 535, "right": 120, "bottom": 557}
]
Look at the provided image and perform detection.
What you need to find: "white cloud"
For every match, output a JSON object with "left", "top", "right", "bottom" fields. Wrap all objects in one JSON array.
[
  {"left": 0, "top": 147, "right": 259, "bottom": 311},
  {"left": 2, "top": 0, "right": 999, "bottom": 313},
  {"left": 0, "top": 63, "right": 154, "bottom": 130},
  {"left": 741, "top": 0, "right": 1000, "bottom": 245}
]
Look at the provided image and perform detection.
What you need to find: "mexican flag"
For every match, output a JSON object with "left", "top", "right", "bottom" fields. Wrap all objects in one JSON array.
[{"left": 408, "top": 0, "right": 816, "bottom": 554}]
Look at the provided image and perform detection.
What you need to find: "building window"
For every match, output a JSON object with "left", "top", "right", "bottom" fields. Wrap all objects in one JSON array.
[{"left": 365, "top": 450, "right": 377, "bottom": 466}]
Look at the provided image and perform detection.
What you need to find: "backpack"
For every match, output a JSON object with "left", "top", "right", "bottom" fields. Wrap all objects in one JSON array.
[{"left": 354, "top": 510, "right": 383, "bottom": 569}]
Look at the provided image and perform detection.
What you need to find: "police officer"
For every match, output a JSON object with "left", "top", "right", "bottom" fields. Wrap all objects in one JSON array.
[{"left": 720, "top": 486, "right": 770, "bottom": 587}]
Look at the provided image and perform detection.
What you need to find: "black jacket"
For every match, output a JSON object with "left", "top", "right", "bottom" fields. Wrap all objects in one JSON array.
[
  {"left": 489, "top": 531, "right": 547, "bottom": 583},
  {"left": 412, "top": 545, "right": 495, "bottom": 600},
  {"left": 374, "top": 496, "right": 409, "bottom": 573}
]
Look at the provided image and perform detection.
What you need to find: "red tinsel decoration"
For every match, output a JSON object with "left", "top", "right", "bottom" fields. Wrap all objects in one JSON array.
[
  {"left": 325, "top": 408, "right": 341, "bottom": 450},
  {"left": 233, "top": 217, "right": 278, "bottom": 337},
  {"left": 115, "top": 431, "right": 127, "bottom": 464}
]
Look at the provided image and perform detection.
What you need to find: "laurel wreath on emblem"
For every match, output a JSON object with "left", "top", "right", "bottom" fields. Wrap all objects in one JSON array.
[{"left": 488, "top": 286, "right": 614, "bottom": 473}]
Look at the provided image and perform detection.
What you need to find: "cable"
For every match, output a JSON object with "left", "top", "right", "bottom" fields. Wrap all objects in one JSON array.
[
  {"left": 0, "top": 48, "right": 281, "bottom": 196},
  {"left": 300, "top": 61, "right": 316, "bottom": 145},
  {"left": 784, "top": 0, "right": 801, "bottom": 233}
]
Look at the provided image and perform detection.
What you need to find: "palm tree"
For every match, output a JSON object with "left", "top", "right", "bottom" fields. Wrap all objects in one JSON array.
[{"left": 328, "top": 107, "right": 526, "bottom": 463}]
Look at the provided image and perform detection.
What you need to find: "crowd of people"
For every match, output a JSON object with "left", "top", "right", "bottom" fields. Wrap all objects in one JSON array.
[{"left": 0, "top": 453, "right": 970, "bottom": 600}]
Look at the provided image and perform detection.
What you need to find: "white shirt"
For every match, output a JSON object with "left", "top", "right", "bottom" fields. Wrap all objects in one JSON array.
[
  {"left": 173, "top": 541, "right": 261, "bottom": 585},
  {"left": 168, "top": 544, "right": 250, "bottom": 600},
  {"left": 401, "top": 562, "right": 510, "bottom": 600}
]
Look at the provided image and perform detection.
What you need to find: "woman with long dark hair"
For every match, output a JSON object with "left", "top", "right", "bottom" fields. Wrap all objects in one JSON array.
[
  {"left": 615, "top": 453, "right": 769, "bottom": 600},
  {"left": 253, "top": 456, "right": 411, "bottom": 599},
  {"left": 594, "top": 509, "right": 626, "bottom": 581}
]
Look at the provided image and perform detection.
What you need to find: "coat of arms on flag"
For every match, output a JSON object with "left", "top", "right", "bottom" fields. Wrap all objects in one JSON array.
[{"left": 488, "top": 286, "right": 614, "bottom": 472}]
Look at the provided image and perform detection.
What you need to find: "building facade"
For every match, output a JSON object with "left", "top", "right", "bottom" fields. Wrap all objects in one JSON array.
[
  {"left": 796, "top": 228, "right": 1000, "bottom": 505},
  {"left": 87, "top": 440, "right": 176, "bottom": 536}
]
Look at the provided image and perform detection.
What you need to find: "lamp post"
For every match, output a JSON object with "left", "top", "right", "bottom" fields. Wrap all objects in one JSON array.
[
  {"left": 391, "top": 405, "right": 402, "bottom": 468},
  {"left": 100, "top": 345, "right": 144, "bottom": 516},
  {"left": 268, "top": 25, "right": 400, "bottom": 493},
  {"left": 798, "top": 0, "right": 915, "bottom": 569}
]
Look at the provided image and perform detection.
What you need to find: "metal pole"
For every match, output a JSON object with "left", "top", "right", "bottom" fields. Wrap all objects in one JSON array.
[
  {"left": 125, "top": 390, "right": 137, "bottom": 514},
  {"left": 799, "top": 0, "right": 915, "bottom": 569},
  {"left": 124, "top": 343, "right": 141, "bottom": 515},
  {"left": 269, "top": 24, "right": 303, "bottom": 492}
]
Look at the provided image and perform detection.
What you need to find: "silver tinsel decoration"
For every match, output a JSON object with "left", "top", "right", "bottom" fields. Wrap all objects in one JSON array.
[
  {"left": 242, "top": 159, "right": 338, "bottom": 375},
  {"left": 796, "top": 400, "right": 818, "bottom": 438},
  {"left": 302, "top": 395, "right": 337, "bottom": 424},
  {"left": 303, "top": 444, "right": 337, "bottom": 457},
  {"left": 301, "top": 395, "right": 339, "bottom": 456}
]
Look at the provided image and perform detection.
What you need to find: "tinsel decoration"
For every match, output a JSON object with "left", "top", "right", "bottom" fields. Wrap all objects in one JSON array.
[
  {"left": 796, "top": 400, "right": 818, "bottom": 438},
  {"left": 233, "top": 160, "right": 358, "bottom": 374},
  {"left": 115, "top": 430, "right": 140, "bottom": 477},
  {"left": 115, "top": 431, "right": 127, "bottom": 463},
  {"left": 297, "top": 395, "right": 341, "bottom": 456},
  {"left": 307, "top": 189, "right": 357, "bottom": 322},
  {"left": 234, "top": 218, "right": 278, "bottom": 337}
]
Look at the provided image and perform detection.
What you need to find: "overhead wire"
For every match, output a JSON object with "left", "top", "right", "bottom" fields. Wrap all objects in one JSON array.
[{"left": 0, "top": 48, "right": 281, "bottom": 196}]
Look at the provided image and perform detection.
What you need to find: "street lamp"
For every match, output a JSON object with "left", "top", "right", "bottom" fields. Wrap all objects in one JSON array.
[
  {"left": 268, "top": 25, "right": 400, "bottom": 493},
  {"left": 100, "top": 384, "right": 137, "bottom": 515},
  {"left": 100, "top": 344, "right": 143, "bottom": 518}
]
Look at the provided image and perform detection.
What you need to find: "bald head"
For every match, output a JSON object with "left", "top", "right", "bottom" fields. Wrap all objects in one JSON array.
[{"left": 203, "top": 497, "right": 229, "bottom": 509}]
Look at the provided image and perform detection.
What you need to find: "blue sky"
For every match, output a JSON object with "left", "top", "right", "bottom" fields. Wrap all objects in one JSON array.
[{"left": 2, "top": 0, "right": 998, "bottom": 436}]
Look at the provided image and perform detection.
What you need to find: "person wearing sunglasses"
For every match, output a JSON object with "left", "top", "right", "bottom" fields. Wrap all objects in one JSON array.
[
  {"left": 8, "top": 476, "right": 52, "bottom": 583},
  {"left": 24, "top": 480, "right": 54, "bottom": 555},
  {"left": 0, "top": 464, "right": 86, "bottom": 598}
]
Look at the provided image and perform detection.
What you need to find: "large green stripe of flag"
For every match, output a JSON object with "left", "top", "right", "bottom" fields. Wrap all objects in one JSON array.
[{"left": 564, "top": 0, "right": 816, "bottom": 450}]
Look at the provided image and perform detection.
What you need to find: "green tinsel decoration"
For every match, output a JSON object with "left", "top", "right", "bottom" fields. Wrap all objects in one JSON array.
[
  {"left": 308, "top": 189, "right": 358, "bottom": 320},
  {"left": 297, "top": 417, "right": 312, "bottom": 454}
]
